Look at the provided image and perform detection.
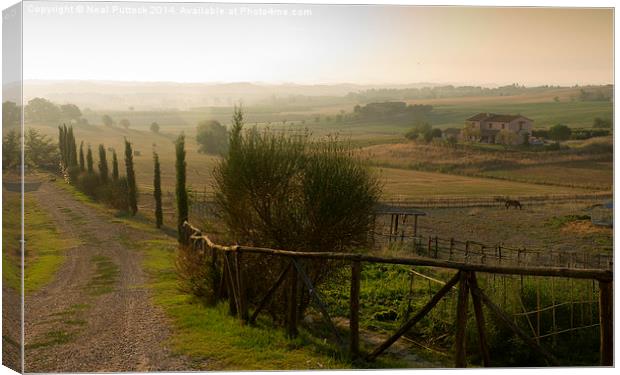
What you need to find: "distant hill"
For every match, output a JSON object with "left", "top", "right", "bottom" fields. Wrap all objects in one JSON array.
[{"left": 21, "top": 80, "right": 445, "bottom": 111}]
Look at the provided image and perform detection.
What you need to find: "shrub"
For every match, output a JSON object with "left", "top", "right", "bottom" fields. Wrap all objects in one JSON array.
[
  {"left": 212, "top": 108, "right": 381, "bottom": 317},
  {"left": 76, "top": 172, "right": 100, "bottom": 197}
]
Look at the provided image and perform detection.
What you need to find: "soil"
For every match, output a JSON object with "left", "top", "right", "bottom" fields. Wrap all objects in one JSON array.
[{"left": 23, "top": 181, "right": 198, "bottom": 372}]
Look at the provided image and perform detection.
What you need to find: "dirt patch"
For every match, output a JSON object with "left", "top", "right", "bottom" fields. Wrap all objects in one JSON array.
[{"left": 561, "top": 220, "right": 612, "bottom": 236}]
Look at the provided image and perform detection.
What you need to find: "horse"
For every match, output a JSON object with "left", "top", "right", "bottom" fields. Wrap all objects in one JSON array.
[{"left": 505, "top": 199, "right": 522, "bottom": 210}]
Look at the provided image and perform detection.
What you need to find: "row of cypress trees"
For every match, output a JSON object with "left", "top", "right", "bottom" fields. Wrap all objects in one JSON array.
[
  {"left": 58, "top": 126, "right": 188, "bottom": 235},
  {"left": 57, "top": 126, "right": 138, "bottom": 215}
]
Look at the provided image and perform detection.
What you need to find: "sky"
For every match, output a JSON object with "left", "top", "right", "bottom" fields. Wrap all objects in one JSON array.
[{"left": 21, "top": 1, "right": 614, "bottom": 86}]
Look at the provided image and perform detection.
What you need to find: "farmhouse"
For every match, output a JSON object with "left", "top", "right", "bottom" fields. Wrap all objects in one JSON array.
[{"left": 464, "top": 113, "right": 533, "bottom": 145}]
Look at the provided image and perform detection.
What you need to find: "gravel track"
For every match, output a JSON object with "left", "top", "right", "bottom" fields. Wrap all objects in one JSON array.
[{"left": 24, "top": 182, "right": 192, "bottom": 372}]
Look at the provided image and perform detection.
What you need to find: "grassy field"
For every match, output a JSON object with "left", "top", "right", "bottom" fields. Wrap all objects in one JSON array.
[
  {"left": 362, "top": 137, "right": 613, "bottom": 191},
  {"left": 31, "top": 123, "right": 600, "bottom": 205},
  {"left": 72, "top": 86, "right": 612, "bottom": 137},
  {"left": 2, "top": 187, "right": 79, "bottom": 292}
]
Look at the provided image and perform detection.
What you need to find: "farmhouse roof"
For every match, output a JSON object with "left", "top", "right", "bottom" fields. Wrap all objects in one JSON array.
[{"left": 466, "top": 113, "right": 533, "bottom": 122}]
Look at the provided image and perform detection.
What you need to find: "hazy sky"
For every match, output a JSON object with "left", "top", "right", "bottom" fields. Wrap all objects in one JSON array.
[{"left": 22, "top": 2, "right": 613, "bottom": 86}]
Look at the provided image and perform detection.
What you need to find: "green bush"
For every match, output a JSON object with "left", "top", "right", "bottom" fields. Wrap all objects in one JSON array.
[{"left": 212, "top": 108, "right": 382, "bottom": 318}]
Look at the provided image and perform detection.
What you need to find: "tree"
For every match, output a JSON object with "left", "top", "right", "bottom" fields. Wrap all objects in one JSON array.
[
  {"left": 153, "top": 152, "right": 163, "bottom": 229},
  {"left": 60, "top": 104, "right": 82, "bottom": 123},
  {"left": 2, "top": 130, "right": 20, "bottom": 169},
  {"left": 86, "top": 145, "right": 94, "bottom": 174},
  {"left": 593, "top": 117, "right": 612, "bottom": 128},
  {"left": 111, "top": 150, "right": 119, "bottom": 180},
  {"left": 2, "top": 101, "right": 20, "bottom": 128},
  {"left": 98, "top": 144, "right": 109, "bottom": 183},
  {"left": 25, "top": 97, "right": 61, "bottom": 124},
  {"left": 496, "top": 129, "right": 520, "bottom": 146},
  {"left": 58, "top": 125, "right": 67, "bottom": 166},
  {"left": 548, "top": 124, "right": 572, "bottom": 141},
  {"left": 66, "top": 126, "right": 78, "bottom": 167},
  {"left": 124, "top": 139, "right": 138, "bottom": 215},
  {"left": 150, "top": 122, "right": 160, "bottom": 133},
  {"left": 79, "top": 141, "right": 85, "bottom": 171},
  {"left": 119, "top": 119, "right": 131, "bottom": 129},
  {"left": 196, "top": 120, "right": 228, "bottom": 155},
  {"left": 175, "top": 134, "right": 188, "bottom": 243},
  {"left": 25, "top": 128, "right": 58, "bottom": 170},
  {"left": 102, "top": 115, "right": 115, "bottom": 127}
]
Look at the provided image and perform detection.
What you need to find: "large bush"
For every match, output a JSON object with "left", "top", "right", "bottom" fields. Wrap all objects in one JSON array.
[{"left": 207, "top": 108, "right": 381, "bottom": 313}]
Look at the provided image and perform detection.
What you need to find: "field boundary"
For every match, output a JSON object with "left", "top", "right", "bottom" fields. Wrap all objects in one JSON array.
[{"left": 181, "top": 221, "right": 613, "bottom": 367}]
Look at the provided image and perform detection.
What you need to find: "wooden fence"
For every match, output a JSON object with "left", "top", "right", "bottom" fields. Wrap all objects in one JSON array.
[
  {"left": 374, "top": 231, "right": 613, "bottom": 271},
  {"left": 382, "top": 192, "right": 613, "bottom": 209},
  {"left": 181, "top": 222, "right": 613, "bottom": 367}
]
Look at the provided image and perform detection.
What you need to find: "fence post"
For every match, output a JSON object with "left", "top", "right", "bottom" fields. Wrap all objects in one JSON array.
[
  {"left": 454, "top": 271, "right": 469, "bottom": 367},
  {"left": 449, "top": 238, "right": 454, "bottom": 260},
  {"left": 287, "top": 259, "right": 299, "bottom": 338},
  {"left": 350, "top": 258, "right": 361, "bottom": 358},
  {"left": 235, "top": 249, "right": 249, "bottom": 323},
  {"left": 465, "top": 241, "right": 470, "bottom": 261},
  {"left": 434, "top": 236, "right": 439, "bottom": 258},
  {"left": 599, "top": 280, "right": 613, "bottom": 366},
  {"left": 428, "top": 236, "right": 432, "bottom": 257}
]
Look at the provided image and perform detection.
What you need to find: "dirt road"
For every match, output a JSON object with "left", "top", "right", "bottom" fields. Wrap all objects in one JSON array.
[{"left": 24, "top": 182, "right": 191, "bottom": 372}]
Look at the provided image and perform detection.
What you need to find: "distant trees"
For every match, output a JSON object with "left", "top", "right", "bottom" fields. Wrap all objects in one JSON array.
[
  {"left": 102, "top": 115, "right": 115, "bottom": 127},
  {"left": 150, "top": 122, "right": 160, "bottom": 133},
  {"left": 496, "top": 129, "right": 520, "bottom": 146},
  {"left": 2, "top": 101, "right": 20, "bottom": 127},
  {"left": 548, "top": 124, "right": 572, "bottom": 141},
  {"left": 124, "top": 139, "right": 138, "bottom": 215},
  {"left": 153, "top": 152, "right": 163, "bottom": 229},
  {"left": 119, "top": 119, "right": 131, "bottom": 129},
  {"left": 60, "top": 104, "right": 82, "bottom": 123},
  {"left": 593, "top": 117, "right": 612, "bottom": 128},
  {"left": 175, "top": 134, "right": 188, "bottom": 243},
  {"left": 196, "top": 120, "right": 228, "bottom": 155},
  {"left": 405, "top": 123, "right": 441, "bottom": 143},
  {"left": 25, "top": 98, "right": 61, "bottom": 124}
]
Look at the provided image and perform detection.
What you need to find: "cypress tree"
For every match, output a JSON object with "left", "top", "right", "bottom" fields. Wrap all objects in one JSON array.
[
  {"left": 124, "top": 139, "right": 138, "bottom": 215},
  {"left": 86, "top": 145, "right": 94, "bottom": 174},
  {"left": 79, "top": 141, "right": 85, "bottom": 171},
  {"left": 175, "top": 134, "right": 188, "bottom": 243},
  {"left": 153, "top": 152, "right": 163, "bottom": 228},
  {"left": 58, "top": 126, "right": 66, "bottom": 166},
  {"left": 67, "top": 126, "right": 78, "bottom": 167},
  {"left": 98, "top": 144, "right": 109, "bottom": 183},
  {"left": 111, "top": 150, "right": 119, "bottom": 181}
]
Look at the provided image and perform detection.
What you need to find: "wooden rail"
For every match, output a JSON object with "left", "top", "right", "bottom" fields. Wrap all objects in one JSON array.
[{"left": 182, "top": 221, "right": 614, "bottom": 367}]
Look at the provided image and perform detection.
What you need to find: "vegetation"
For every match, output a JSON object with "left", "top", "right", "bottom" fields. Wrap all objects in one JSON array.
[
  {"left": 150, "top": 122, "right": 160, "bottom": 133},
  {"left": 111, "top": 150, "right": 119, "bottom": 180},
  {"left": 208, "top": 108, "right": 381, "bottom": 316},
  {"left": 97, "top": 145, "right": 109, "bottom": 183},
  {"left": 175, "top": 134, "right": 189, "bottom": 242},
  {"left": 153, "top": 152, "right": 163, "bottom": 228},
  {"left": 124, "top": 139, "right": 138, "bottom": 215},
  {"left": 548, "top": 124, "right": 572, "bottom": 141},
  {"left": 196, "top": 120, "right": 228, "bottom": 155}
]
